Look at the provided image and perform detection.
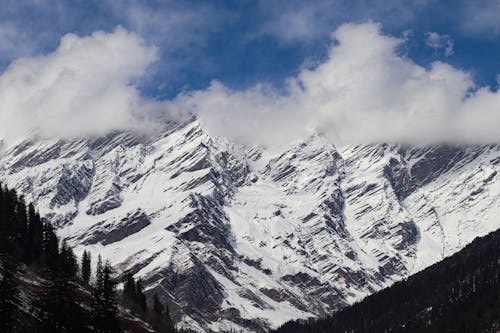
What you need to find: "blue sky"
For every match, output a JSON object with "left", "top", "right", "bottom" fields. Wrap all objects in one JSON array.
[{"left": 2, "top": 0, "right": 500, "bottom": 99}]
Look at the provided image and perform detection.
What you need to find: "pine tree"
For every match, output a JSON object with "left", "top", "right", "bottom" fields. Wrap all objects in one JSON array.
[
  {"left": 0, "top": 255, "right": 18, "bottom": 333},
  {"left": 42, "top": 222, "right": 59, "bottom": 268},
  {"left": 27, "top": 203, "right": 43, "bottom": 263},
  {"left": 0, "top": 188, "right": 18, "bottom": 254},
  {"left": 37, "top": 269, "right": 87, "bottom": 333},
  {"left": 92, "top": 259, "right": 119, "bottom": 333},
  {"left": 0, "top": 186, "right": 14, "bottom": 254},
  {"left": 81, "top": 250, "right": 91, "bottom": 285},
  {"left": 91, "top": 255, "right": 104, "bottom": 331},
  {"left": 122, "top": 273, "right": 136, "bottom": 304},
  {"left": 14, "top": 196, "right": 27, "bottom": 247},
  {"left": 59, "top": 240, "right": 78, "bottom": 277}
]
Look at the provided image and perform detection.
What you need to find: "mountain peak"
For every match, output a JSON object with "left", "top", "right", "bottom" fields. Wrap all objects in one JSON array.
[{"left": 1, "top": 118, "right": 499, "bottom": 332}]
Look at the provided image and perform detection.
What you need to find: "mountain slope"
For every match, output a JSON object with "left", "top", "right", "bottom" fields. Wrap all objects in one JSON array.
[
  {"left": 1, "top": 118, "right": 500, "bottom": 332},
  {"left": 274, "top": 228, "right": 500, "bottom": 333}
]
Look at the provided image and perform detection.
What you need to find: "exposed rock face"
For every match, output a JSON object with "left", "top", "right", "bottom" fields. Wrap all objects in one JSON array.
[
  {"left": 1, "top": 119, "right": 499, "bottom": 332},
  {"left": 74, "top": 209, "right": 152, "bottom": 245}
]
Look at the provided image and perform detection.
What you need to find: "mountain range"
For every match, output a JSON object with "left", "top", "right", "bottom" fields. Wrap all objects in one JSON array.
[{"left": 1, "top": 117, "right": 499, "bottom": 332}]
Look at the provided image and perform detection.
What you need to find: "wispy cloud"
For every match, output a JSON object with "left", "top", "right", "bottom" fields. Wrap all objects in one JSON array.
[
  {"left": 458, "top": 0, "right": 500, "bottom": 37},
  {"left": 426, "top": 32, "right": 454, "bottom": 57},
  {"left": 0, "top": 0, "right": 228, "bottom": 94},
  {"left": 253, "top": 0, "right": 437, "bottom": 44}
]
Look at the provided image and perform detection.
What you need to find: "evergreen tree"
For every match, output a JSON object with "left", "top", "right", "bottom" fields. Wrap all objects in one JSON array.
[
  {"left": 81, "top": 250, "right": 91, "bottom": 285},
  {"left": 0, "top": 184, "right": 8, "bottom": 252},
  {"left": 0, "top": 255, "right": 18, "bottom": 333},
  {"left": 42, "top": 222, "right": 59, "bottom": 268},
  {"left": 95, "top": 255, "right": 103, "bottom": 290},
  {"left": 122, "top": 272, "right": 136, "bottom": 304},
  {"left": 92, "top": 259, "right": 119, "bottom": 333},
  {"left": 0, "top": 188, "right": 17, "bottom": 253},
  {"left": 14, "top": 196, "right": 28, "bottom": 247},
  {"left": 59, "top": 240, "right": 78, "bottom": 277},
  {"left": 37, "top": 269, "right": 87, "bottom": 333},
  {"left": 0, "top": 191, "right": 14, "bottom": 254},
  {"left": 27, "top": 203, "right": 43, "bottom": 263}
]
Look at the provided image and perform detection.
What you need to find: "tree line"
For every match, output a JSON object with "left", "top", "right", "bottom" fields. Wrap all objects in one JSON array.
[
  {"left": 274, "top": 228, "right": 500, "bottom": 333},
  {"left": 0, "top": 182, "right": 176, "bottom": 333}
]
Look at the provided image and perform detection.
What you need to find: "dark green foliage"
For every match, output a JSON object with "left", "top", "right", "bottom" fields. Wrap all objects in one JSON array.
[
  {"left": 42, "top": 222, "right": 59, "bottom": 268},
  {"left": 27, "top": 202, "right": 43, "bottom": 263},
  {"left": 14, "top": 196, "right": 28, "bottom": 246},
  {"left": 123, "top": 272, "right": 136, "bottom": 303},
  {"left": 59, "top": 240, "right": 78, "bottom": 277},
  {"left": 274, "top": 229, "right": 500, "bottom": 333},
  {"left": 122, "top": 273, "right": 147, "bottom": 313},
  {"left": 37, "top": 269, "right": 88, "bottom": 333},
  {"left": 92, "top": 260, "right": 120, "bottom": 333},
  {"left": 0, "top": 186, "right": 19, "bottom": 253},
  {"left": 122, "top": 275, "right": 176, "bottom": 333},
  {"left": 81, "top": 250, "right": 91, "bottom": 285}
]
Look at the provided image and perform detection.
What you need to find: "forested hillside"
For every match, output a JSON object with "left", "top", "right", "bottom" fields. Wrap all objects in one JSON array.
[
  {"left": 0, "top": 183, "right": 175, "bottom": 333},
  {"left": 274, "top": 228, "right": 500, "bottom": 333}
]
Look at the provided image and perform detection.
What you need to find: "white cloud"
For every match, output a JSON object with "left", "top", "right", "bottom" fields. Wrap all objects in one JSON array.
[
  {"left": 425, "top": 32, "right": 454, "bottom": 56},
  {"left": 183, "top": 22, "right": 500, "bottom": 146},
  {"left": 0, "top": 27, "right": 170, "bottom": 142},
  {"left": 2, "top": 22, "right": 500, "bottom": 147},
  {"left": 255, "top": 0, "right": 437, "bottom": 44}
]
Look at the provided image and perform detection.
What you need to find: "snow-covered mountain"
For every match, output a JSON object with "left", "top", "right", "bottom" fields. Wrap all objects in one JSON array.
[{"left": 1, "top": 118, "right": 499, "bottom": 332}]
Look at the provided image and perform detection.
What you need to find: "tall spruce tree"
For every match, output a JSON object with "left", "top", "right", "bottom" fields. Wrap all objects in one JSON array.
[
  {"left": 81, "top": 250, "right": 91, "bottom": 285},
  {"left": 27, "top": 203, "right": 43, "bottom": 263},
  {"left": 0, "top": 187, "right": 14, "bottom": 253},
  {"left": 42, "top": 222, "right": 59, "bottom": 268},
  {"left": 14, "top": 196, "right": 27, "bottom": 248},
  {"left": 0, "top": 184, "right": 8, "bottom": 251},
  {"left": 122, "top": 273, "right": 136, "bottom": 305},
  {"left": 92, "top": 259, "right": 119, "bottom": 333},
  {"left": 59, "top": 240, "right": 78, "bottom": 277}
]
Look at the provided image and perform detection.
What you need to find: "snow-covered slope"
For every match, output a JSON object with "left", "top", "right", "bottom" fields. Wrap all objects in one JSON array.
[{"left": 1, "top": 119, "right": 499, "bottom": 332}]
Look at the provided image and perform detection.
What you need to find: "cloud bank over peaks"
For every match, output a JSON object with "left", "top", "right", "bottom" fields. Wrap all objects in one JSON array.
[
  {"left": 0, "top": 27, "right": 169, "bottom": 142},
  {"left": 188, "top": 22, "right": 500, "bottom": 146},
  {"left": 2, "top": 22, "right": 500, "bottom": 147}
]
